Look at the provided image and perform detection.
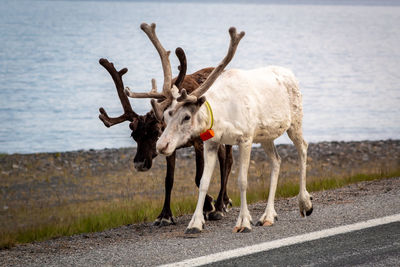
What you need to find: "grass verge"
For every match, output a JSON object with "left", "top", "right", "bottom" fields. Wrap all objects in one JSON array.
[{"left": 1, "top": 170, "right": 399, "bottom": 249}]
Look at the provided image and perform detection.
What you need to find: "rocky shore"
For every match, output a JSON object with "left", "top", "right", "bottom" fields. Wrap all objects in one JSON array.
[
  {"left": 1, "top": 140, "right": 399, "bottom": 203},
  {"left": 2, "top": 139, "right": 399, "bottom": 181}
]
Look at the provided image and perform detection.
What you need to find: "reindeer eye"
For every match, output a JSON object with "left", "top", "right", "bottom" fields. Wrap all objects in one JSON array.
[
  {"left": 168, "top": 111, "right": 173, "bottom": 116},
  {"left": 182, "top": 115, "right": 191, "bottom": 124}
]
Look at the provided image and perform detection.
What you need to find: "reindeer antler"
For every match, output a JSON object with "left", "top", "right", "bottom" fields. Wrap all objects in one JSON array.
[
  {"left": 98, "top": 58, "right": 138, "bottom": 127},
  {"left": 125, "top": 23, "right": 188, "bottom": 120},
  {"left": 141, "top": 23, "right": 173, "bottom": 98},
  {"left": 124, "top": 23, "right": 189, "bottom": 121},
  {"left": 177, "top": 27, "right": 245, "bottom": 106},
  {"left": 124, "top": 78, "right": 166, "bottom": 100},
  {"left": 150, "top": 47, "right": 188, "bottom": 120},
  {"left": 174, "top": 47, "right": 187, "bottom": 89},
  {"left": 124, "top": 46, "right": 187, "bottom": 101}
]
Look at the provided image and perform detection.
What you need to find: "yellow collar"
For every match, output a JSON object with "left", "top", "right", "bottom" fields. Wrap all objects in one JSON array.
[
  {"left": 199, "top": 101, "right": 215, "bottom": 141},
  {"left": 204, "top": 101, "right": 214, "bottom": 130}
]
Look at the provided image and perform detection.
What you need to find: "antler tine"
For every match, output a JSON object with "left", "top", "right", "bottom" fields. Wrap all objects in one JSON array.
[
  {"left": 140, "top": 23, "right": 173, "bottom": 99},
  {"left": 98, "top": 58, "right": 138, "bottom": 128},
  {"left": 176, "top": 88, "right": 197, "bottom": 102},
  {"left": 174, "top": 47, "right": 187, "bottom": 89},
  {"left": 151, "top": 78, "right": 157, "bottom": 92},
  {"left": 124, "top": 78, "right": 166, "bottom": 99},
  {"left": 178, "top": 27, "right": 245, "bottom": 105},
  {"left": 151, "top": 98, "right": 172, "bottom": 122}
]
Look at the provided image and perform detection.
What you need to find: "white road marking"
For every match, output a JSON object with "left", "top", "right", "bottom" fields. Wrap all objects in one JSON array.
[{"left": 160, "top": 213, "right": 400, "bottom": 267}]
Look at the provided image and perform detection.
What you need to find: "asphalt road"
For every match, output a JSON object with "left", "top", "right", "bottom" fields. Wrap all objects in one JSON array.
[
  {"left": 1, "top": 178, "right": 400, "bottom": 266},
  {"left": 208, "top": 221, "right": 400, "bottom": 266}
]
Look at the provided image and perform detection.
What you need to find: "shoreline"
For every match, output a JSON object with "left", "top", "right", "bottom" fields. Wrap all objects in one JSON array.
[
  {"left": 1, "top": 140, "right": 399, "bottom": 196},
  {"left": 1, "top": 138, "right": 399, "bottom": 156},
  {"left": 1, "top": 139, "right": 399, "bottom": 173}
]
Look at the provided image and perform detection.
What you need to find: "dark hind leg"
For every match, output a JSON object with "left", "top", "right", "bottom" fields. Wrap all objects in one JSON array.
[
  {"left": 209, "top": 145, "right": 233, "bottom": 221},
  {"left": 221, "top": 145, "right": 233, "bottom": 211},
  {"left": 154, "top": 152, "right": 176, "bottom": 226},
  {"left": 193, "top": 141, "right": 215, "bottom": 219}
]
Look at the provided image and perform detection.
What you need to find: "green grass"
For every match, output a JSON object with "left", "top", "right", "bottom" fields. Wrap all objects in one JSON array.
[
  {"left": 0, "top": 197, "right": 203, "bottom": 249},
  {"left": 0, "top": 200, "right": 163, "bottom": 249},
  {"left": 2, "top": 170, "right": 399, "bottom": 249}
]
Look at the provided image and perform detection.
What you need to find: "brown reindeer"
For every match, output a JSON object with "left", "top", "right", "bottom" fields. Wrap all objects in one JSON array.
[{"left": 98, "top": 25, "right": 233, "bottom": 225}]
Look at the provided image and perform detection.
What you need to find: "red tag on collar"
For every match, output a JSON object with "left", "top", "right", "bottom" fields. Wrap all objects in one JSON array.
[{"left": 200, "top": 129, "right": 215, "bottom": 141}]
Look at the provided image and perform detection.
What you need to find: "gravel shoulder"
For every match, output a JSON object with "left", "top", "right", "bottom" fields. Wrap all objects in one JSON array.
[{"left": 1, "top": 177, "right": 399, "bottom": 266}]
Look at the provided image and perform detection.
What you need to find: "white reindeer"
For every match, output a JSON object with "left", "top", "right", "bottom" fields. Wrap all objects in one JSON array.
[{"left": 150, "top": 27, "right": 313, "bottom": 233}]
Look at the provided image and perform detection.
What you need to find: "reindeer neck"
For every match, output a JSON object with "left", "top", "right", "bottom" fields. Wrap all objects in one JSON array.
[{"left": 196, "top": 104, "right": 212, "bottom": 134}]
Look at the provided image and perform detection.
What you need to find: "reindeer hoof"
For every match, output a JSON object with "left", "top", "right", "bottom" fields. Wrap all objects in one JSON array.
[
  {"left": 306, "top": 206, "right": 313, "bottom": 216},
  {"left": 203, "top": 198, "right": 216, "bottom": 221},
  {"left": 240, "top": 227, "right": 251, "bottom": 233},
  {"left": 161, "top": 218, "right": 175, "bottom": 226},
  {"left": 185, "top": 227, "right": 202, "bottom": 234},
  {"left": 300, "top": 205, "right": 313, "bottom": 217},
  {"left": 256, "top": 220, "right": 273, "bottom": 227},
  {"left": 223, "top": 199, "right": 233, "bottom": 212},
  {"left": 263, "top": 221, "right": 273, "bottom": 226},
  {"left": 153, "top": 218, "right": 161, "bottom": 226},
  {"left": 233, "top": 227, "right": 251, "bottom": 233},
  {"left": 153, "top": 217, "right": 175, "bottom": 226},
  {"left": 208, "top": 211, "right": 224, "bottom": 221}
]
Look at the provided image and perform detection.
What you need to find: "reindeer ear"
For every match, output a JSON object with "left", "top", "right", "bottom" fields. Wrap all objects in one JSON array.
[{"left": 129, "top": 117, "right": 139, "bottom": 131}]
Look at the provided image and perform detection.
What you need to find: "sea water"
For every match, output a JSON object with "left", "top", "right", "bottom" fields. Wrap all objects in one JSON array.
[{"left": 1, "top": 0, "right": 399, "bottom": 153}]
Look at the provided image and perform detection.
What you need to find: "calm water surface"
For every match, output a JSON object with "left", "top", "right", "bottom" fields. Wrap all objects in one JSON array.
[{"left": 1, "top": 0, "right": 399, "bottom": 153}]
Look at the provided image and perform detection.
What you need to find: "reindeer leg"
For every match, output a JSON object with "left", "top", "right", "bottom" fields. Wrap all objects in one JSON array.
[
  {"left": 233, "top": 140, "right": 253, "bottom": 233},
  {"left": 186, "top": 142, "right": 219, "bottom": 234},
  {"left": 209, "top": 145, "right": 233, "bottom": 221},
  {"left": 257, "top": 141, "right": 280, "bottom": 226},
  {"left": 194, "top": 141, "right": 215, "bottom": 220},
  {"left": 223, "top": 145, "right": 233, "bottom": 210},
  {"left": 154, "top": 152, "right": 176, "bottom": 226},
  {"left": 287, "top": 126, "right": 313, "bottom": 217}
]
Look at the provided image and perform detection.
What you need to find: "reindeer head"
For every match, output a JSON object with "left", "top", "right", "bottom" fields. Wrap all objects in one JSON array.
[
  {"left": 156, "top": 27, "right": 245, "bottom": 156},
  {"left": 98, "top": 24, "right": 188, "bottom": 171},
  {"left": 98, "top": 59, "right": 157, "bottom": 171}
]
